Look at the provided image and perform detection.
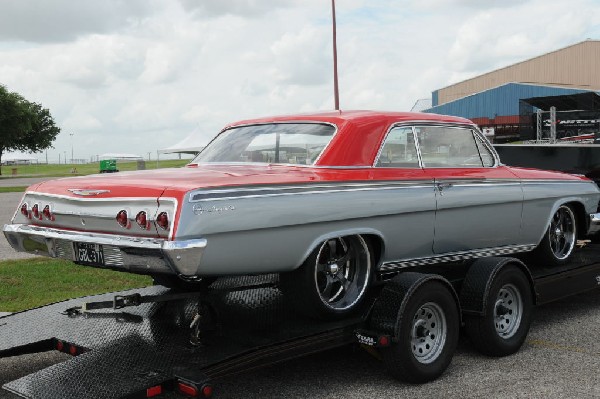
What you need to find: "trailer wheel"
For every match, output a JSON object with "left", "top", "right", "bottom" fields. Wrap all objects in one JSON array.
[
  {"left": 280, "top": 235, "right": 372, "bottom": 319},
  {"left": 464, "top": 265, "right": 533, "bottom": 357},
  {"left": 377, "top": 278, "right": 459, "bottom": 383}
]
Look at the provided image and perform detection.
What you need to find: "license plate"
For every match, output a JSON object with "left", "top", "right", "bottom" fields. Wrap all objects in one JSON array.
[{"left": 74, "top": 242, "right": 105, "bottom": 266}]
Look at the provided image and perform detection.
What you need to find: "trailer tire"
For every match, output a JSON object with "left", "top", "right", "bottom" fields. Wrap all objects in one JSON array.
[
  {"left": 378, "top": 279, "right": 459, "bottom": 383},
  {"left": 464, "top": 265, "right": 533, "bottom": 357}
]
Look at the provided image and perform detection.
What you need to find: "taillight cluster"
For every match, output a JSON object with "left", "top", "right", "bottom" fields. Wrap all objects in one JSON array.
[
  {"left": 115, "top": 210, "right": 170, "bottom": 231},
  {"left": 20, "top": 203, "right": 55, "bottom": 221}
]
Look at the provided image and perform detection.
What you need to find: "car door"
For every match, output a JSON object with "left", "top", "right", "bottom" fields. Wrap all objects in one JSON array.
[
  {"left": 371, "top": 125, "right": 437, "bottom": 264},
  {"left": 416, "top": 125, "right": 524, "bottom": 254}
]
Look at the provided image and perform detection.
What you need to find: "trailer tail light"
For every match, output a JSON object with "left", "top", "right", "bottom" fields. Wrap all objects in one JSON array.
[
  {"left": 69, "top": 345, "right": 78, "bottom": 356},
  {"left": 56, "top": 340, "right": 64, "bottom": 351},
  {"left": 146, "top": 385, "right": 162, "bottom": 398},
  {"left": 116, "top": 210, "right": 129, "bottom": 228},
  {"left": 20, "top": 203, "right": 29, "bottom": 218},
  {"left": 177, "top": 382, "right": 198, "bottom": 397},
  {"left": 156, "top": 212, "right": 169, "bottom": 230},
  {"left": 201, "top": 385, "right": 213, "bottom": 398},
  {"left": 32, "top": 204, "right": 40, "bottom": 219},
  {"left": 136, "top": 211, "right": 149, "bottom": 229}
]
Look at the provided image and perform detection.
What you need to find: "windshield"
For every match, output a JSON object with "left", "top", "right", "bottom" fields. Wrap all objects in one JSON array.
[{"left": 191, "top": 123, "right": 336, "bottom": 165}]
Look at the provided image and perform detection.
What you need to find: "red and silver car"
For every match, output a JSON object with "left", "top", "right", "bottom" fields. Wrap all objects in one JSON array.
[{"left": 4, "top": 111, "right": 600, "bottom": 317}]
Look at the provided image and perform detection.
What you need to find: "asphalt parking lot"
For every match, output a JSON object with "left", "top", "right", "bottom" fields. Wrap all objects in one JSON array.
[{"left": 1, "top": 191, "right": 600, "bottom": 398}]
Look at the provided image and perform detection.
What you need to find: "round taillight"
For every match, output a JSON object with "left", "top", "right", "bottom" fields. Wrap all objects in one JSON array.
[
  {"left": 156, "top": 212, "right": 169, "bottom": 230},
  {"left": 116, "top": 210, "right": 129, "bottom": 228},
  {"left": 202, "top": 384, "right": 213, "bottom": 398},
  {"left": 135, "top": 211, "right": 148, "bottom": 229},
  {"left": 20, "top": 203, "right": 29, "bottom": 217},
  {"left": 42, "top": 205, "right": 54, "bottom": 221},
  {"left": 32, "top": 204, "right": 40, "bottom": 219}
]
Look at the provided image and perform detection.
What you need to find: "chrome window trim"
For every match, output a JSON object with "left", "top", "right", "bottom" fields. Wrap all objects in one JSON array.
[
  {"left": 471, "top": 127, "right": 500, "bottom": 167},
  {"left": 190, "top": 121, "right": 339, "bottom": 167},
  {"left": 411, "top": 124, "right": 500, "bottom": 169},
  {"left": 372, "top": 125, "right": 422, "bottom": 169}
]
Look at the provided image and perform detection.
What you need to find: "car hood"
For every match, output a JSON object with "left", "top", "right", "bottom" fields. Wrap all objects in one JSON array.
[{"left": 29, "top": 164, "right": 367, "bottom": 199}]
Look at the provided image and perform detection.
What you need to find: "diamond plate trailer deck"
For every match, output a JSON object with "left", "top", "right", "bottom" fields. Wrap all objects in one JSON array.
[
  {"left": 4, "top": 246, "right": 600, "bottom": 398},
  {"left": 0, "top": 275, "right": 372, "bottom": 399}
]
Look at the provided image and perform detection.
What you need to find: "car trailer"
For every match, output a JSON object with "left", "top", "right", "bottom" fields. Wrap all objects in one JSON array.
[{"left": 3, "top": 244, "right": 600, "bottom": 399}]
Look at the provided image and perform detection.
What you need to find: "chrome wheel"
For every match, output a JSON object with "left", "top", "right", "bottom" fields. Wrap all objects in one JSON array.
[
  {"left": 314, "top": 236, "right": 371, "bottom": 311},
  {"left": 411, "top": 302, "right": 447, "bottom": 364},
  {"left": 548, "top": 205, "right": 576, "bottom": 260},
  {"left": 494, "top": 283, "right": 523, "bottom": 339}
]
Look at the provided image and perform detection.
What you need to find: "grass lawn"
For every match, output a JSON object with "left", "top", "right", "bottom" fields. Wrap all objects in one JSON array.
[
  {"left": 0, "top": 186, "right": 28, "bottom": 193},
  {"left": 0, "top": 159, "right": 190, "bottom": 179},
  {"left": 0, "top": 258, "right": 152, "bottom": 312}
]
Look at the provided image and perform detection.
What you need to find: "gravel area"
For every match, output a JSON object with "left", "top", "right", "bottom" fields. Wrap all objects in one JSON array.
[{"left": 0, "top": 177, "right": 49, "bottom": 188}]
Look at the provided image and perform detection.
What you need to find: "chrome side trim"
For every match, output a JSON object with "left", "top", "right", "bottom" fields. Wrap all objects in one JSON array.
[
  {"left": 189, "top": 181, "right": 434, "bottom": 202},
  {"left": 379, "top": 244, "right": 537, "bottom": 273}
]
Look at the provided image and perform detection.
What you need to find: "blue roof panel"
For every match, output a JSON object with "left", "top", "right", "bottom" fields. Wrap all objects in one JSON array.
[{"left": 423, "top": 83, "right": 596, "bottom": 118}]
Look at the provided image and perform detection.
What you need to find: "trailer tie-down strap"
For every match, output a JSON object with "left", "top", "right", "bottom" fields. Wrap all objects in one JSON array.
[{"left": 62, "top": 292, "right": 200, "bottom": 316}]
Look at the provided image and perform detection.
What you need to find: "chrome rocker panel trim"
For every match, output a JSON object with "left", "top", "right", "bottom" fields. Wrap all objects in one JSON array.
[{"left": 2, "top": 224, "right": 206, "bottom": 277}]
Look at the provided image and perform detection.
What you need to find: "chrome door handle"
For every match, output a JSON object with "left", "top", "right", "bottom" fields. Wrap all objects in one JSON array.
[{"left": 436, "top": 182, "right": 453, "bottom": 195}]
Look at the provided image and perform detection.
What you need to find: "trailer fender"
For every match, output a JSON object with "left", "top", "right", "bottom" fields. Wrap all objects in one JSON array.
[
  {"left": 460, "top": 257, "right": 536, "bottom": 317},
  {"left": 369, "top": 272, "right": 461, "bottom": 338}
]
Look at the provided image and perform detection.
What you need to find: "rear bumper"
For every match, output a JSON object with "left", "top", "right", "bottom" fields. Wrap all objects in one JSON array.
[
  {"left": 588, "top": 213, "right": 600, "bottom": 235},
  {"left": 2, "top": 224, "right": 206, "bottom": 277}
]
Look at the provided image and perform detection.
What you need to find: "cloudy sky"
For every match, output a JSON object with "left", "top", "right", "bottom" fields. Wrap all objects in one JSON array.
[{"left": 1, "top": 0, "right": 599, "bottom": 162}]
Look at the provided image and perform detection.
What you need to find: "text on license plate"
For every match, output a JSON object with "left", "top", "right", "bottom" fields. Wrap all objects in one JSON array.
[{"left": 74, "top": 242, "right": 105, "bottom": 266}]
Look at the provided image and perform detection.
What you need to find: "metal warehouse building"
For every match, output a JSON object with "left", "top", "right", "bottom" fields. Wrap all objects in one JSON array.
[{"left": 424, "top": 40, "right": 600, "bottom": 142}]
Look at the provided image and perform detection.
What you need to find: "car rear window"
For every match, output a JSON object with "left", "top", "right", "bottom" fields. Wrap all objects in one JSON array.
[{"left": 192, "top": 123, "right": 336, "bottom": 165}]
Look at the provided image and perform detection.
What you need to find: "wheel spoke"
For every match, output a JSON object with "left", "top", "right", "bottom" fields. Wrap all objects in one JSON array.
[
  {"left": 336, "top": 274, "right": 351, "bottom": 291},
  {"left": 316, "top": 262, "right": 328, "bottom": 272},
  {"left": 336, "top": 251, "right": 351, "bottom": 264},
  {"left": 327, "top": 239, "right": 338, "bottom": 259},
  {"left": 321, "top": 274, "right": 336, "bottom": 299}
]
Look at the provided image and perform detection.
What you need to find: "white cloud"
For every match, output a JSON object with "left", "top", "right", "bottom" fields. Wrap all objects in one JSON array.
[{"left": 0, "top": 0, "right": 598, "bottom": 162}]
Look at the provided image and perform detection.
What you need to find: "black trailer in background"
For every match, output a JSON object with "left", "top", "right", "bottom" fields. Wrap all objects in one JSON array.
[{"left": 494, "top": 144, "right": 600, "bottom": 182}]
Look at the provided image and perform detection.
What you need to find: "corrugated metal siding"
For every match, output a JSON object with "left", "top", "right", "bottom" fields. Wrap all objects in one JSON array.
[
  {"left": 432, "top": 90, "right": 439, "bottom": 107},
  {"left": 423, "top": 83, "right": 593, "bottom": 119},
  {"left": 437, "top": 40, "right": 600, "bottom": 105}
]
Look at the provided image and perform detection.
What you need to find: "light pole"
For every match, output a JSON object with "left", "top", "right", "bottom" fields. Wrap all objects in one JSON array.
[
  {"left": 331, "top": 0, "right": 340, "bottom": 111},
  {"left": 70, "top": 133, "right": 74, "bottom": 164}
]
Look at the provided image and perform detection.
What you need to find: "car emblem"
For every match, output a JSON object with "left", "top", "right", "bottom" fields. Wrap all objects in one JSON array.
[{"left": 68, "top": 189, "right": 111, "bottom": 196}]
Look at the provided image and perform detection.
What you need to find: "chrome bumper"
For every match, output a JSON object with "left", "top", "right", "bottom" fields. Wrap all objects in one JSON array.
[
  {"left": 2, "top": 224, "right": 207, "bottom": 277},
  {"left": 589, "top": 213, "right": 600, "bottom": 235}
]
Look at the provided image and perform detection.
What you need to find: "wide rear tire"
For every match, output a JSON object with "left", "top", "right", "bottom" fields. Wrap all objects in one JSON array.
[
  {"left": 531, "top": 204, "right": 577, "bottom": 266},
  {"left": 280, "top": 235, "right": 372, "bottom": 319}
]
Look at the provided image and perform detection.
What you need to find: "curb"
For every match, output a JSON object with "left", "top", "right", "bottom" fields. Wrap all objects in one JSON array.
[{"left": 0, "top": 312, "right": 11, "bottom": 317}]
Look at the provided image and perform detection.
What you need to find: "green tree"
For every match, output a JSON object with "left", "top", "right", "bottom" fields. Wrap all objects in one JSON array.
[{"left": 0, "top": 85, "right": 60, "bottom": 175}]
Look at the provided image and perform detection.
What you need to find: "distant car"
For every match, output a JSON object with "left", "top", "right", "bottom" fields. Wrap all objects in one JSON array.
[{"left": 4, "top": 111, "right": 600, "bottom": 317}]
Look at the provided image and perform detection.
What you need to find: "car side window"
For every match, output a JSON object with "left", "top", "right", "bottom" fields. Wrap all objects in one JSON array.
[
  {"left": 474, "top": 133, "right": 495, "bottom": 167},
  {"left": 375, "top": 127, "right": 420, "bottom": 168},
  {"left": 415, "top": 126, "right": 484, "bottom": 167}
]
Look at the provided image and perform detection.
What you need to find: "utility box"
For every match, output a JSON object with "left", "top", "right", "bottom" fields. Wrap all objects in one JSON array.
[{"left": 99, "top": 159, "right": 118, "bottom": 173}]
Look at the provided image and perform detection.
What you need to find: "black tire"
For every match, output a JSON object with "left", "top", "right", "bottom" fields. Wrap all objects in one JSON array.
[
  {"left": 464, "top": 265, "right": 533, "bottom": 357},
  {"left": 279, "top": 235, "right": 372, "bottom": 319},
  {"left": 381, "top": 281, "right": 459, "bottom": 383},
  {"left": 152, "top": 274, "right": 216, "bottom": 291},
  {"left": 531, "top": 204, "right": 577, "bottom": 266}
]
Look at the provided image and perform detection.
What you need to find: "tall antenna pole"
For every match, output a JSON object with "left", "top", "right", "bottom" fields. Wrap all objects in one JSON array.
[{"left": 331, "top": 0, "right": 340, "bottom": 110}]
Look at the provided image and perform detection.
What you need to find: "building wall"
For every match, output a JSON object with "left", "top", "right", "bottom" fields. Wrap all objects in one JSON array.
[
  {"left": 424, "top": 83, "right": 592, "bottom": 119},
  {"left": 436, "top": 40, "right": 600, "bottom": 105}
]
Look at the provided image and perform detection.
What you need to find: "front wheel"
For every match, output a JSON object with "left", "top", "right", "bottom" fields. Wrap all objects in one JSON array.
[
  {"left": 280, "top": 235, "right": 372, "bottom": 319},
  {"left": 532, "top": 204, "right": 577, "bottom": 266}
]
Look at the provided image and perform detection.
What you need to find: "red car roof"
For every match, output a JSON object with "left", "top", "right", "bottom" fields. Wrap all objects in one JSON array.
[{"left": 224, "top": 110, "right": 474, "bottom": 167}]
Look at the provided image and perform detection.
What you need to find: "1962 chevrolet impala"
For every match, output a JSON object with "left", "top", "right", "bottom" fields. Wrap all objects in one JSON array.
[{"left": 4, "top": 111, "right": 600, "bottom": 317}]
